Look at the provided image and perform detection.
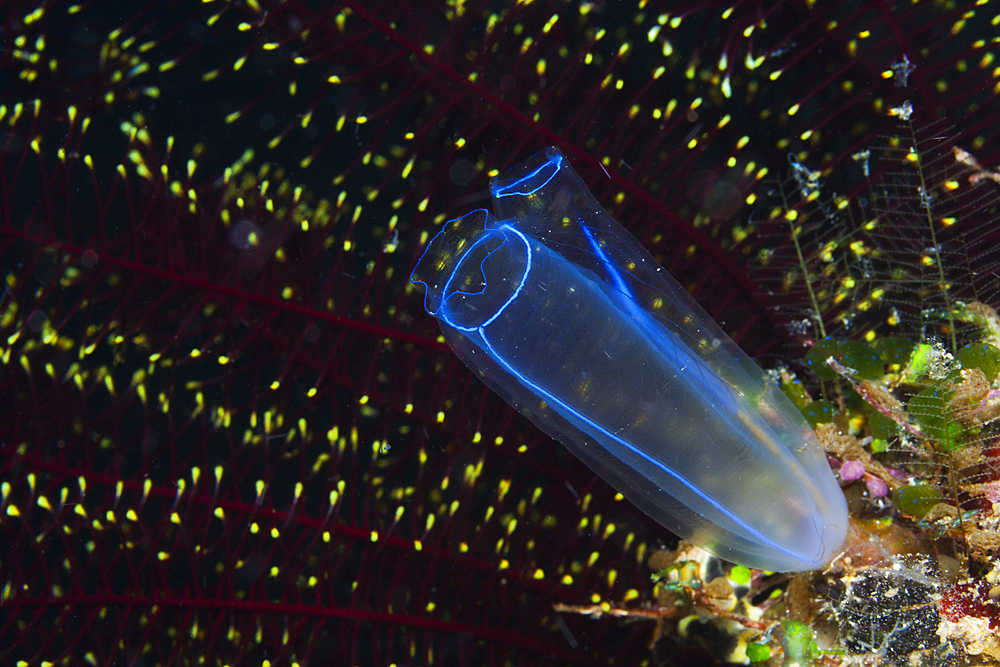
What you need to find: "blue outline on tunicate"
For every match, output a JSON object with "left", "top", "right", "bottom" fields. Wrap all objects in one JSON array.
[
  {"left": 436, "top": 224, "right": 533, "bottom": 333},
  {"left": 492, "top": 152, "right": 563, "bottom": 198}
]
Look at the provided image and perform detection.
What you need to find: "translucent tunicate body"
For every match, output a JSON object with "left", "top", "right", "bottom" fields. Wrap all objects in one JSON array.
[{"left": 411, "top": 148, "right": 848, "bottom": 572}]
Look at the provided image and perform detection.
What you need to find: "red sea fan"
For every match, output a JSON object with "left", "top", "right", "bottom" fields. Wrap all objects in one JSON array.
[{"left": 1, "top": 1, "right": 998, "bottom": 665}]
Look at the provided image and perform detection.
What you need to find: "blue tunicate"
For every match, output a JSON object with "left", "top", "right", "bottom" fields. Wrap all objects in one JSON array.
[{"left": 411, "top": 147, "right": 848, "bottom": 572}]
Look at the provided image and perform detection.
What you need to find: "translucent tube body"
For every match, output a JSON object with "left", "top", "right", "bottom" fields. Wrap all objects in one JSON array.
[{"left": 412, "top": 148, "right": 848, "bottom": 572}]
